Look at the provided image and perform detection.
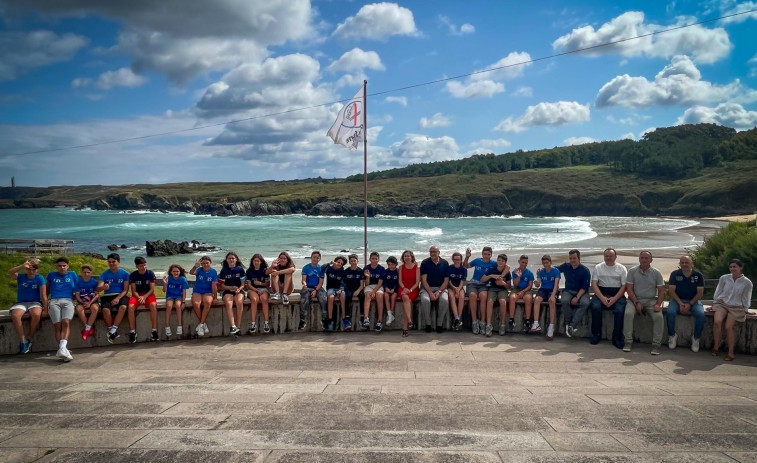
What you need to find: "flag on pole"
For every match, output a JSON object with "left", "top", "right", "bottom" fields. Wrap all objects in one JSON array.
[{"left": 327, "top": 86, "right": 364, "bottom": 150}]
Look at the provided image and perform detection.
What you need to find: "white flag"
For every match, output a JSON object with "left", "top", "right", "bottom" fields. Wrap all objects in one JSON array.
[{"left": 327, "top": 86, "right": 364, "bottom": 150}]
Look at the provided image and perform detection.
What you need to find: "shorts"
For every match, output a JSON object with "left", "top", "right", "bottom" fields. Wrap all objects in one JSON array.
[
  {"left": 247, "top": 287, "right": 268, "bottom": 298},
  {"left": 365, "top": 284, "right": 382, "bottom": 294},
  {"left": 10, "top": 301, "right": 42, "bottom": 312},
  {"left": 48, "top": 298, "right": 75, "bottom": 323},
  {"left": 101, "top": 294, "right": 128, "bottom": 310},
  {"left": 166, "top": 297, "right": 184, "bottom": 305},
  {"left": 536, "top": 288, "right": 557, "bottom": 300},
  {"left": 713, "top": 301, "right": 747, "bottom": 322},
  {"left": 222, "top": 290, "right": 241, "bottom": 297},
  {"left": 327, "top": 288, "right": 344, "bottom": 297},
  {"left": 129, "top": 293, "right": 158, "bottom": 307},
  {"left": 489, "top": 288, "right": 509, "bottom": 302},
  {"left": 466, "top": 282, "right": 488, "bottom": 296}
]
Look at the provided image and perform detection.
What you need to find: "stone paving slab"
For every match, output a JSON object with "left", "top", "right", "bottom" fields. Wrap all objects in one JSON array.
[
  {"left": 0, "top": 448, "right": 55, "bottom": 463},
  {"left": 727, "top": 453, "right": 757, "bottom": 462},
  {"left": 132, "top": 429, "right": 553, "bottom": 451},
  {"left": 61, "top": 391, "right": 283, "bottom": 403},
  {"left": 0, "top": 413, "right": 229, "bottom": 430},
  {"left": 34, "top": 449, "right": 268, "bottom": 463},
  {"left": 0, "top": 401, "right": 176, "bottom": 415},
  {"left": 496, "top": 451, "right": 739, "bottom": 462},
  {"left": 588, "top": 394, "right": 757, "bottom": 405},
  {"left": 263, "top": 450, "right": 503, "bottom": 462},
  {"left": 612, "top": 432, "right": 757, "bottom": 452},
  {"left": 0, "top": 429, "right": 149, "bottom": 448},
  {"left": 537, "top": 431, "right": 629, "bottom": 452}
]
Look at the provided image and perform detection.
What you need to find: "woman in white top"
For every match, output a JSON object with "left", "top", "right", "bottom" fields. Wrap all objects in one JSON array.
[{"left": 708, "top": 258, "right": 753, "bottom": 361}]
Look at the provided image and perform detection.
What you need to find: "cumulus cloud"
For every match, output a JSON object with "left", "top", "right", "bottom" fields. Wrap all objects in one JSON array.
[
  {"left": 419, "top": 113, "right": 451, "bottom": 129},
  {"left": 719, "top": 1, "right": 757, "bottom": 24},
  {"left": 327, "top": 48, "right": 385, "bottom": 72},
  {"left": 750, "top": 53, "right": 757, "bottom": 77},
  {"left": 466, "top": 138, "right": 511, "bottom": 155},
  {"left": 512, "top": 86, "right": 533, "bottom": 97},
  {"left": 96, "top": 67, "right": 148, "bottom": 89},
  {"left": 0, "top": 30, "right": 88, "bottom": 81},
  {"left": 621, "top": 132, "right": 637, "bottom": 140},
  {"left": 564, "top": 136, "right": 597, "bottom": 145},
  {"left": 386, "top": 134, "right": 460, "bottom": 165},
  {"left": 193, "top": 53, "right": 328, "bottom": 118},
  {"left": 677, "top": 102, "right": 757, "bottom": 130},
  {"left": 445, "top": 51, "right": 532, "bottom": 99},
  {"left": 552, "top": 11, "right": 732, "bottom": 64},
  {"left": 439, "top": 15, "right": 475, "bottom": 35},
  {"left": 495, "top": 101, "right": 591, "bottom": 133},
  {"left": 333, "top": 2, "right": 418, "bottom": 40},
  {"left": 384, "top": 96, "right": 407, "bottom": 106},
  {"left": 7, "top": 0, "right": 314, "bottom": 83},
  {"left": 71, "top": 77, "right": 93, "bottom": 88},
  {"left": 596, "top": 55, "right": 757, "bottom": 108}
]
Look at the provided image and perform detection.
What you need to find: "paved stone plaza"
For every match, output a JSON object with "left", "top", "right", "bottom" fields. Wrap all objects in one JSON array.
[{"left": 1, "top": 332, "right": 757, "bottom": 462}]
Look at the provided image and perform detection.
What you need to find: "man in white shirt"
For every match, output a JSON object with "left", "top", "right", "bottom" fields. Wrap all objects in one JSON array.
[
  {"left": 589, "top": 248, "right": 627, "bottom": 349},
  {"left": 708, "top": 258, "right": 753, "bottom": 361}
]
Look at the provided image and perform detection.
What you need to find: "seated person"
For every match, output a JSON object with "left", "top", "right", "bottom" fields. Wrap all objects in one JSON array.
[
  {"left": 508, "top": 255, "right": 535, "bottom": 333},
  {"left": 533, "top": 255, "right": 561, "bottom": 339}
]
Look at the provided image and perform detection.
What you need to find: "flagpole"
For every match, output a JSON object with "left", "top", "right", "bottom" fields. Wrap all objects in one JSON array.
[{"left": 362, "top": 80, "right": 368, "bottom": 266}]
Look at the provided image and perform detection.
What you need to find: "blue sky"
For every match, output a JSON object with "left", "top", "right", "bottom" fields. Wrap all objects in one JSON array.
[{"left": 1, "top": 0, "right": 756, "bottom": 187}]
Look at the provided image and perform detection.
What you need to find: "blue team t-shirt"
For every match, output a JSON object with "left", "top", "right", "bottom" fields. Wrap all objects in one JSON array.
[
  {"left": 344, "top": 266, "right": 364, "bottom": 292},
  {"left": 383, "top": 268, "right": 399, "bottom": 290},
  {"left": 245, "top": 267, "right": 269, "bottom": 289},
  {"left": 75, "top": 278, "right": 99, "bottom": 302},
  {"left": 48, "top": 271, "right": 78, "bottom": 299},
  {"left": 17, "top": 274, "right": 46, "bottom": 302},
  {"left": 100, "top": 268, "right": 130, "bottom": 296},
  {"left": 447, "top": 265, "right": 467, "bottom": 287},
  {"left": 219, "top": 265, "right": 246, "bottom": 288},
  {"left": 469, "top": 258, "right": 498, "bottom": 282},
  {"left": 302, "top": 263, "right": 325, "bottom": 288},
  {"left": 365, "top": 264, "right": 386, "bottom": 286},
  {"left": 512, "top": 268, "right": 535, "bottom": 290},
  {"left": 166, "top": 275, "right": 189, "bottom": 299},
  {"left": 193, "top": 267, "right": 218, "bottom": 294},
  {"left": 325, "top": 265, "right": 346, "bottom": 290},
  {"left": 537, "top": 267, "right": 561, "bottom": 290}
]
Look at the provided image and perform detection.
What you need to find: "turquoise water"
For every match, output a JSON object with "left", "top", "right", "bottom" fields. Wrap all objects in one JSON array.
[{"left": 0, "top": 208, "right": 701, "bottom": 270}]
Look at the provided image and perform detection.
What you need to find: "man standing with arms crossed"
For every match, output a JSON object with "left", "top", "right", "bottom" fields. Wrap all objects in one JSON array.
[
  {"left": 420, "top": 246, "right": 450, "bottom": 333},
  {"left": 623, "top": 251, "right": 666, "bottom": 355}
]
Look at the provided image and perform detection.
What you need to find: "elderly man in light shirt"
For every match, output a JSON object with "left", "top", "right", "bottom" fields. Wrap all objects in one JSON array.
[
  {"left": 623, "top": 251, "right": 666, "bottom": 355},
  {"left": 589, "top": 248, "right": 628, "bottom": 349},
  {"left": 708, "top": 258, "right": 753, "bottom": 361}
]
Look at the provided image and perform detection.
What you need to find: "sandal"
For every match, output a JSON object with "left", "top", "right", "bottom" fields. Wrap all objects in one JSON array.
[
  {"left": 711, "top": 349, "right": 719, "bottom": 357},
  {"left": 725, "top": 355, "right": 735, "bottom": 361},
  {"left": 402, "top": 329, "right": 409, "bottom": 337}
]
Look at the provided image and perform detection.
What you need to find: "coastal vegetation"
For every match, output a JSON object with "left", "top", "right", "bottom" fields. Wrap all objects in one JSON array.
[
  {"left": 693, "top": 221, "right": 757, "bottom": 298},
  {"left": 1, "top": 123, "right": 755, "bottom": 217}
]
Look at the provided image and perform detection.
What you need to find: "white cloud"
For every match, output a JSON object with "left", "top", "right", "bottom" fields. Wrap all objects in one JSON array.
[
  {"left": 552, "top": 11, "right": 732, "bottom": 64},
  {"left": 466, "top": 138, "right": 511, "bottom": 155},
  {"left": 11, "top": 0, "right": 314, "bottom": 83},
  {"left": 335, "top": 72, "right": 368, "bottom": 88},
  {"left": 419, "top": 113, "right": 451, "bottom": 129},
  {"left": 0, "top": 30, "right": 88, "bottom": 81},
  {"left": 621, "top": 132, "right": 637, "bottom": 140},
  {"left": 439, "top": 15, "right": 475, "bottom": 35},
  {"left": 512, "top": 86, "right": 533, "bottom": 97},
  {"left": 564, "top": 136, "right": 597, "bottom": 145},
  {"left": 596, "top": 55, "right": 757, "bottom": 108},
  {"left": 327, "top": 48, "right": 385, "bottom": 72},
  {"left": 333, "top": 2, "right": 418, "bottom": 40},
  {"left": 97, "top": 67, "right": 148, "bottom": 90},
  {"left": 495, "top": 101, "right": 591, "bottom": 133},
  {"left": 193, "top": 53, "right": 327, "bottom": 118},
  {"left": 749, "top": 53, "right": 757, "bottom": 78},
  {"left": 384, "top": 96, "right": 407, "bottom": 106},
  {"left": 719, "top": 1, "right": 757, "bottom": 24},
  {"left": 445, "top": 51, "right": 532, "bottom": 99},
  {"left": 386, "top": 134, "right": 461, "bottom": 165},
  {"left": 71, "top": 77, "right": 93, "bottom": 88},
  {"left": 677, "top": 103, "right": 757, "bottom": 130}
]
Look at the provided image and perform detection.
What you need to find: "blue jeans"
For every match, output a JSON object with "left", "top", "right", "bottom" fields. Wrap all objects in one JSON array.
[
  {"left": 666, "top": 299, "right": 705, "bottom": 339},
  {"left": 590, "top": 293, "right": 626, "bottom": 344}
]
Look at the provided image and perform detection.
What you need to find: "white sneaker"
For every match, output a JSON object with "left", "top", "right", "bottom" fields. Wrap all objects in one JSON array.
[
  {"left": 668, "top": 333, "right": 678, "bottom": 350},
  {"left": 176, "top": 326, "right": 183, "bottom": 336},
  {"left": 203, "top": 323, "right": 209, "bottom": 335},
  {"left": 196, "top": 324, "right": 205, "bottom": 336},
  {"left": 60, "top": 347, "right": 73, "bottom": 362},
  {"left": 530, "top": 321, "right": 541, "bottom": 333},
  {"left": 691, "top": 336, "right": 700, "bottom": 353},
  {"left": 270, "top": 292, "right": 281, "bottom": 302},
  {"left": 547, "top": 324, "right": 555, "bottom": 339},
  {"left": 55, "top": 347, "right": 65, "bottom": 359},
  {"left": 165, "top": 327, "right": 172, "bottom": 337},
  {"left": 386, "top": 311, "right": 395, "bottom": 326}
]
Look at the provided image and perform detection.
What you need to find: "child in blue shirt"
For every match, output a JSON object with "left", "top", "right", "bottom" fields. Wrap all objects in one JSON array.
[
  {"left": 299, "top": 251, "right": 327, "bottom": 331},
  {"left": 47, "top": 256, "right": 78, "bottom": 361},
  {"left": 8, "top": 258, "right": 46, "bottom": 354},
  {"left": 219, "top": 252, "right": 246, "bottom": 337},
  {"left": 190, "top": 255, "right": 218, "bottom": 337},
  {"left": 446, "top": 252, "right": 467, "bottom": 331},
  {"left": 99, "top": 253, "right": 131, "bottom": 344},
  {"left": 74, "top": 264, "right": 100, "bottom": 341},
  {"left": 163, "top": 264, "right": 189, "bottom": 338},
  {"left": 382, "top": 256, "right": 400, "bottom": 326},
  {"left": 464, "top": 246, "right": 498, "bottom": 335},
  {"left": 533, "top": 254, "right": 562, "bottom": 339},
  {"left": 508, "top": 255, "right": 535, "bottom": 333}
]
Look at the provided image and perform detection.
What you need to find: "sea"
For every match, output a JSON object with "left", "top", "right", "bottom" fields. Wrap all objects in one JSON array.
[{"left": 0, "top": 208, "right": 708, "bottom": 272}]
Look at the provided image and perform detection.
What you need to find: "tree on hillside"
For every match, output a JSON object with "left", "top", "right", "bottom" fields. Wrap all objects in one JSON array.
[{"left": 692, "top": 221, "right": 757, "bottom": 298}]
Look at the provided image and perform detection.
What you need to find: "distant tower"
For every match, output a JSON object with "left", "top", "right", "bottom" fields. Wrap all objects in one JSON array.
[{"left": 11, "top": 176, "right": 15, "bottom": 188}]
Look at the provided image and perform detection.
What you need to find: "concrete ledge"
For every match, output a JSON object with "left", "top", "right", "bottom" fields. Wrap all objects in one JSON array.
[{"left": 2, "top": 295, "right": 757, "bottom": 355}]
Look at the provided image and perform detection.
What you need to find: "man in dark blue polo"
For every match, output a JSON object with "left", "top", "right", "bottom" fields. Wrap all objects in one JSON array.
[
  {"left": 420, "top": 246, "right": 450, "bottom": 333},
  {"left": 558, "top": 249, "right": 592, "bottom": 338}
]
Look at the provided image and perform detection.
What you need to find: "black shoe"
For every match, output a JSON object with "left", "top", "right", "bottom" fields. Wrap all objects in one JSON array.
[
  {"left": 425, "top": 325, "right": 433, "bottom": 333},
  {"left": 298, "top": 319, "right": 307, "bottom": 330},
  {"left": 151, "top": 330, "right": 159, "bottom": 342},
  {"left": 436, "top": 326, "right": 444, "bottom": 334},
  {"left": 129, "top": 331, "right": 137, "bottom": 344},
  {"left": 107, "top": 332, "right": 119, "bottom": 344}
]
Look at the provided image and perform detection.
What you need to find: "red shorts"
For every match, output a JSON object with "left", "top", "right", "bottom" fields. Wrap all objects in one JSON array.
[
  {"left": 129, "top": 293, "right": 157, "bottom": 307},
  {"left": 399, "top": 287, "right": 419, "bottom": 303}
]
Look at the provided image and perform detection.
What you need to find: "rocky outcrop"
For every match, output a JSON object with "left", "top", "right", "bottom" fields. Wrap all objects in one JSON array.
[{"left": 145, "top": 240, "right": 218, "bottom": 257}]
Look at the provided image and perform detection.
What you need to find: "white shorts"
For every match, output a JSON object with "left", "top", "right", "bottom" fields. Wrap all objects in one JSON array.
[
  {"left": 49, "top": 298, "right": 75, "bottom": 324},
  {"left": 10, "top": 301, "right": 43, "bottom": 312}
]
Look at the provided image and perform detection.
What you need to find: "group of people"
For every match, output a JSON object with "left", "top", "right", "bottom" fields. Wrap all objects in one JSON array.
[{"left": 7, "top": 246, "right": 754, "bottom": 361}]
